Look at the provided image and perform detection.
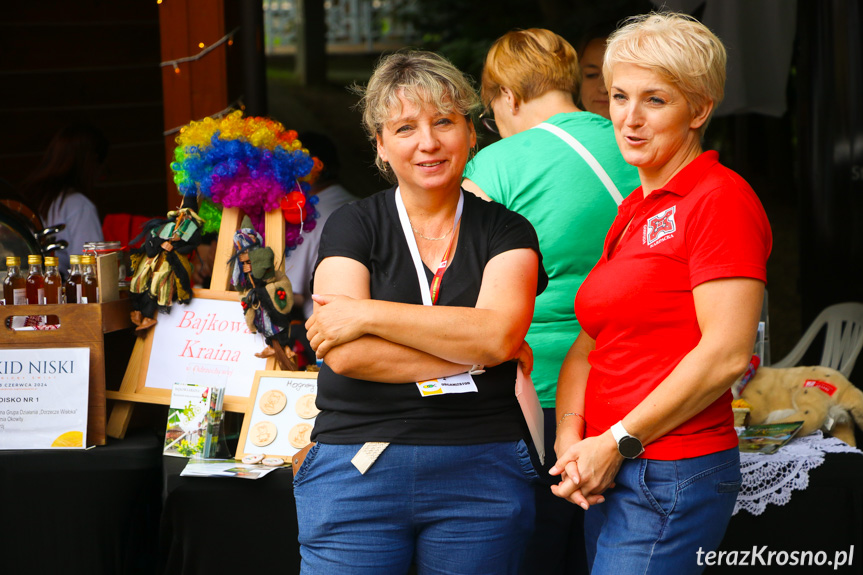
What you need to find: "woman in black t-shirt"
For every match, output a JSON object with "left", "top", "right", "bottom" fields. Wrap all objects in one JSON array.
[{"left": 294, "top": 51, "right": 547, "bottom": 574}]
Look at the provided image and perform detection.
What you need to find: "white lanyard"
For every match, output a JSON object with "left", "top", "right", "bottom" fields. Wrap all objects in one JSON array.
[{"left": 394, "top": 187, "right": 464, "bottom": 306}]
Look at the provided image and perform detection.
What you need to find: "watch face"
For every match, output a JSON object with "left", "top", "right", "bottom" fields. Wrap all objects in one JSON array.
[{"left": 619, "top": 436, "right": 644, "bottom": 459}]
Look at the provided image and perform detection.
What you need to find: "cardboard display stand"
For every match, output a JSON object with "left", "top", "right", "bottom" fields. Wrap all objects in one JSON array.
[
  {"left": 0, "top": 347, "right": 91, "bottom": 449},
  {"left": 236, "top": 370, "right": 318, "bottom": 461},
  {"left": 0, "top": 299, "right": 133, "bottom": 445},
  {"left": 106, "top": 207, "right": 288, "bottom": 438}
]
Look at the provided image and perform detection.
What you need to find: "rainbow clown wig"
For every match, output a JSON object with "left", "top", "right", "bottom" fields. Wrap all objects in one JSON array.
[{"left": 170, "top": 111, "right": 323, "bottom": 252}]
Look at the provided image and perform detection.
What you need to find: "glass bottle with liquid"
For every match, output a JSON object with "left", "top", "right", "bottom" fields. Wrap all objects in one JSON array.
[
  {"left": 44, "top": 256, "right": 63, "bottom": 304},
  {"left": 65, "top": 255, "right": 83, "bottom": 304},
  {"left": 26, "top": 254, "right": 45, "bottom": 305},
  {"left": 81, "top": 254, "right": 99, "bottom": 304},
  {"left": 3, "top": 256, "right": 26, "bottom": 305}
]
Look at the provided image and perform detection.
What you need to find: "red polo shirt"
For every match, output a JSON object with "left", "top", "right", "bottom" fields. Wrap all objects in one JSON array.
[{"left": 574, "top": 151, "right": 772, "bottom": 460}]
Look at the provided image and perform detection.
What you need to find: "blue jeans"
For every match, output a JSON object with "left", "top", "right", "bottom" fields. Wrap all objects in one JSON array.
[
  {"left": 294, "top": 441, "right": 538, "bottom": 575},
  {"left": 585, "top": 447, "right": 741, "bottom": 575}
]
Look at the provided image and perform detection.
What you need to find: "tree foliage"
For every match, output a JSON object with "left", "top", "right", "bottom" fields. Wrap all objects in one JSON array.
[{"left": 396, "top": 0, "right": 654, "bottom": 81}]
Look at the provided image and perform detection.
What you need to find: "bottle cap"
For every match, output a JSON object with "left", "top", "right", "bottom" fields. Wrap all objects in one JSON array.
[
  {"left": 27, "top": 254, "right": 42, "bottom": 265},
  {"left": 5, "top": 256, "right": 20, "bottom": 266},
  {"left": 81, "top": 255, "right": 95, "bottom": 265},
  {"left": 69, "top": 255, "right": 80, "bottom": 265},
  {"left": 44, "top": 256, "right": 58, "bottom": 267}
]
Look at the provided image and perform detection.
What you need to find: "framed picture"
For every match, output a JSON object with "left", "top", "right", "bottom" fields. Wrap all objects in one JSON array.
[{"left": 237, "top": 370, "right": 319, "bottom": 461}]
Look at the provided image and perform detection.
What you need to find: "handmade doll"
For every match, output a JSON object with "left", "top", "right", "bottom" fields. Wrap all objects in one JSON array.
[
  {"left": 230, "top": 218, "right": 297, "bottom": 370},
  {"left": 129, "top": 194, "right": 204, "bottom": 331}
]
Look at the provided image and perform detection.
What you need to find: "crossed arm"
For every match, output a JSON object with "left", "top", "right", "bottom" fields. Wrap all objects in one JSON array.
[
  {"left": 551, "top": 277, "right": 765, "bottom": 507},
  {"left": 306, "top": 248, "right": 539, "bottom": 383}
]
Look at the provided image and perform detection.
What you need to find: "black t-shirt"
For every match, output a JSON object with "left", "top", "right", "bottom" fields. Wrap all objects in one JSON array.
[{"left": 310, "top": 187, "right": 548, "bottom": 445}]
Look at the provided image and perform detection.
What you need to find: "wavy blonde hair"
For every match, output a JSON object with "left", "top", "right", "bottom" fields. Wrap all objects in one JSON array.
[
  {"left": 353, "top": 50, "right": 480, "bottom": 180},
  {"left": 480, "top": 28, "right": 580, "bottom": 110},
  {"left": 604, "top": 12, "right": 727, "bottom": 135}
]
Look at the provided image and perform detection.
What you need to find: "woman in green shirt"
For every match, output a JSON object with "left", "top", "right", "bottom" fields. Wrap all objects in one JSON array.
[{"left": 462, "top": 28, "right": 640, "bottom": 575}]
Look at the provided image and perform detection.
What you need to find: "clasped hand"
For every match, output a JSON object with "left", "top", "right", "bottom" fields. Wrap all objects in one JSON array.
[
  {"left": 514, "top": 339, "right": 534, "bottom": 376},
  {"left": 306, "top": 294, "right": 367, "bottom": 358},
  {"left": 549, "top": 431, "right": 622, "bottom": 510}
]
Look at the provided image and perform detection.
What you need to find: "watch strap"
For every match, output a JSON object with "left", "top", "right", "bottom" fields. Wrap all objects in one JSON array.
[
  {"left": 611, "top": 420, "right": 644, "bottom": 459},
  {"left": 610, "top": 421, "right": 630, "bottom": 443}
]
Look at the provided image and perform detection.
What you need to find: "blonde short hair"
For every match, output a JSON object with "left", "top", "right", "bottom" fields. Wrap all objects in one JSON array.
[
  {"left": 481, "top": 28, "right": 580, "bottom": 110},
  {"left": 603, "top": 12, "right": 726, "bottom": 134},
  {"left": 354, "top": 50, "right": 480, "bottom": 179}
]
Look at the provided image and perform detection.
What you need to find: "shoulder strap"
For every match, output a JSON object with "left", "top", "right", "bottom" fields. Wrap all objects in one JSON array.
[{"left": 534, "top": 122, "right": 624, "bottom": 206}]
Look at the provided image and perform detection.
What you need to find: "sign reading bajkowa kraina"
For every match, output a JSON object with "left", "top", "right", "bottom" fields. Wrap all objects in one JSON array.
[{"left": 0, "top": 348, "right": 90, "bottom": 449}]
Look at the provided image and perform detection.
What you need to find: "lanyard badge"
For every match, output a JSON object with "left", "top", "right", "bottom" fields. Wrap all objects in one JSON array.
[{"left": 394, "top": 189, "right": 478, "bottom": 397}]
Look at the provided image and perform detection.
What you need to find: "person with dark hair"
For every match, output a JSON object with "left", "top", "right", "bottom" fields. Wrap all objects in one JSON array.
[
  {"left": 288, "top": 131, "right": 358, "bottom": 320},
  {"left": 20, "top": 123, "right": 108, "bottom": 272},
  {"left": 576, "top": 22, "right": 619, "bottom": 119}
]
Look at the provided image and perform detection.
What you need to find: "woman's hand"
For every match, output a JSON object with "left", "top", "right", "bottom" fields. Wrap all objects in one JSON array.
[
  {"left": 550, "top": 431, "right": 621, "bottom": 507},
  {"left": 306, "top": 294, "right": 369, "bottom": 358},
  {"left": 617, "top": 278, "right": 766, "bottom": 447},
  {"left": 514, "top": 340, "right": 534, "bottom": 376}
]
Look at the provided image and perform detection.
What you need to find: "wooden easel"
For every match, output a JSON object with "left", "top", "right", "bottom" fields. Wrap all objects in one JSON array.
[{"left": 105, "top": 206, "right": 287, "bottom": 438}]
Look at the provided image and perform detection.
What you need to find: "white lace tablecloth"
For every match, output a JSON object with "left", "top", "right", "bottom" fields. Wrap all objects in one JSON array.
[{"left": 735, "top": 430, "right": 862, "bottom": 516}]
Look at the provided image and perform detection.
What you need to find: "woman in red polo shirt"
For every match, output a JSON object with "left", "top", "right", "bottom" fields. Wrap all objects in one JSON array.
[{"left": 550, "top": 12, "right": 772, "bottom": 574}]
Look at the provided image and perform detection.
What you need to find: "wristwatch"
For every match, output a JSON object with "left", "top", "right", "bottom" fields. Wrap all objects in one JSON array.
[{"left": 610, "top": 421, "right": 644, "bottom": 459}]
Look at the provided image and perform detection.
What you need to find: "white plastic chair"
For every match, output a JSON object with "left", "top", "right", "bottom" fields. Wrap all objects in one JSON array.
[{"left": 771, "top": 302, "right": 863, "bottom": 378}]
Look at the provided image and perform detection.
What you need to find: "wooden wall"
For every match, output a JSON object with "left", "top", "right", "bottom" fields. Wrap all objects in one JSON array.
[
  {"left": 0, "top": 1, "right": 165, "bottom": 218},
  {"left": 0, "top": 0, "right": 243, "bottom": 220}
]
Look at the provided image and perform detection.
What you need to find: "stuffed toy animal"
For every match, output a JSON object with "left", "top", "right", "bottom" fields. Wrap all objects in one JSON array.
[{"left": 739, "top": 365, "right": 863, "bottom": 446}]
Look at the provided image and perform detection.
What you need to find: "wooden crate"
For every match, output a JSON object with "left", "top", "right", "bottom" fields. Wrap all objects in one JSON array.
[{"left": 0, "top": 300, "right": 133, "bottom": 445}]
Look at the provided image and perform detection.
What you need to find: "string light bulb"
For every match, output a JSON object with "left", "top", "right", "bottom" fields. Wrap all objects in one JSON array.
[{"left": 159, "top": 27, "right": 239, "bottom": 77}]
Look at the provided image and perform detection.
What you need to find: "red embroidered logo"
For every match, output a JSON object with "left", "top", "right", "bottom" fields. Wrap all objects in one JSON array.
[
  {"left": 803, "top": 379, "right": 837, "bottom": 396},
  {"left": 644, "top": 206, "right": 677, "bottom": 246}
]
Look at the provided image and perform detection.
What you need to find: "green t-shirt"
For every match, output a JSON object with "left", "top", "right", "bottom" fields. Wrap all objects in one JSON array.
[{"left": 463, "top": 112, "right": 640, "bottom": 407}]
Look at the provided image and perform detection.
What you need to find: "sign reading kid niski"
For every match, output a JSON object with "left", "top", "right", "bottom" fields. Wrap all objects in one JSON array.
[{"left": 0, "top": 348, "right": 90, "bottom": 449}]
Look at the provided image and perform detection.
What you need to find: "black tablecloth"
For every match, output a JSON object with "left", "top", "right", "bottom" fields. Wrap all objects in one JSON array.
[
  {"left": 709, "top": 452, "right": 863, "bottom": 574},
  {"left": 159, "top": 456, "right": 300, "bottom": 575},
  {"left": 0, "top": 430, "right": 163, "bottom": 575},
  {"left": 12, "top": 434, "right": 851, "bottom": 575},
  {"left": 159, "top": 453, "right": 863, "bottom": 575}
]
